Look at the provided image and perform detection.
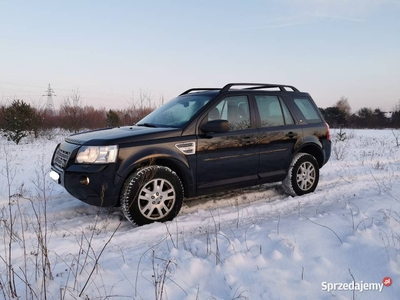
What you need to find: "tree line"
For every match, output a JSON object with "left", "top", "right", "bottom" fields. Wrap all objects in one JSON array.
[
  {"left": 0, "top": 98, "right": 154, "bottom": 144},
  {"left": 1, "top": 94, "right": 400, "bottom": 144},
  {"left": 319, "top": 96, "right": 400, "bottom": 129}
]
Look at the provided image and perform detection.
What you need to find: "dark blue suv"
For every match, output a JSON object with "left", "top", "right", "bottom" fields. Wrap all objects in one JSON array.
[{"left": 50, "top": 83, "right": 331, "bottom": 225}]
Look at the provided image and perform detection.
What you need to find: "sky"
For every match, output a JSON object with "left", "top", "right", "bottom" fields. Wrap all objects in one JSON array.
[{"left": 1, "top": 0, "right": 400, "bottom": 113}]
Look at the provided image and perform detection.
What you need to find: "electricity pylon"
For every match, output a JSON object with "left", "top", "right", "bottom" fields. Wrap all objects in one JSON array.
[{"left": 43, "top": 84, "right": 56, "bottom": 110}]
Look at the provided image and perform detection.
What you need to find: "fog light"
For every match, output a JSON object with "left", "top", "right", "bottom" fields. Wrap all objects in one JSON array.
[{"left": 79, "top": 176, "right": 90, "bottom": 185}]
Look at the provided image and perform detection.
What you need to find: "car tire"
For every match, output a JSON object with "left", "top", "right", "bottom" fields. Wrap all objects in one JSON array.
[
  {"left": 120, "top": 166, "right": 184, "bottom": 226},
  {"left": 283, "top": 153, "right": 319, "bottom": 197}
]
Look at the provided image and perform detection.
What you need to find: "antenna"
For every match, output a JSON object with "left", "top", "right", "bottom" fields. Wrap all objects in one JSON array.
[{"left": 43, "top": 84, "right": 56, "bottom": 110}]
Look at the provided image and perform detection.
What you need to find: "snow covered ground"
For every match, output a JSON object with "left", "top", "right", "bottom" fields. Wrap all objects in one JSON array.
[{"left": 0, "top": 129, "right": 399, "bottom": 299}]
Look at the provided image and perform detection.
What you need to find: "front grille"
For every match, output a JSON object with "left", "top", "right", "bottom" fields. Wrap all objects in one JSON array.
[{"left": 54, "top": 148, "right": 71, "bottom": 169}]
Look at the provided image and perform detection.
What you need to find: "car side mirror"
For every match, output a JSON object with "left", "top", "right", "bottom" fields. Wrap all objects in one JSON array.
[{"left": 201, "top": 120, "right": 229, "bottom": 133}]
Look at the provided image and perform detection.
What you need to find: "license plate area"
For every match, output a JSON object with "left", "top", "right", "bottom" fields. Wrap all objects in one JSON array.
[{"left": 49, "top": 170, "right": 60, "bottom": 182}]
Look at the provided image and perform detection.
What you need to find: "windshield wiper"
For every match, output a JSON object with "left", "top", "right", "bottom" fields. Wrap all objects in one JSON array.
[{"left": 136, "top": 123, "right": 157, "bottom": 128}]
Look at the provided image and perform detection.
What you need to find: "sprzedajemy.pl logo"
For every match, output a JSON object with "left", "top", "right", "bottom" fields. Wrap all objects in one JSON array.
[{"left": 321, "top": 277, "right": 392, "bottom": 293}]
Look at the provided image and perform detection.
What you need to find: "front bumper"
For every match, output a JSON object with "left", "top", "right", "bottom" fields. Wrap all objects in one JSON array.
[
  {"left": 51, "top": 164, "right": 123, "bottom": 207},
  {"left": 50, "top": 142, "right": 124, "bottom": 207}
]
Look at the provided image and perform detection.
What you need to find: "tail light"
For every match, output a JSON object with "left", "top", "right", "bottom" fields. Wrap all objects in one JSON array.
[{"left": 325, "top": 123, "right": 330, "bottom": 140}]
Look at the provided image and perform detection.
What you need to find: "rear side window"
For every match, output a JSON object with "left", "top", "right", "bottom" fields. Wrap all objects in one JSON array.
[
  {"left": 255, "top": 95, "right": 294, "bottom": 127},
  {"left": 293, "top": 98, "right": 322, "bottom": 123}
]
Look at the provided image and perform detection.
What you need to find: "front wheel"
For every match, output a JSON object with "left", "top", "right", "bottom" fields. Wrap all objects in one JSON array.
[
  {"left": 120, "top": 166, "right": 184, "bottom": 226},
  {"left": 283, "top": 153, "right": 319, "bottom": 196}
]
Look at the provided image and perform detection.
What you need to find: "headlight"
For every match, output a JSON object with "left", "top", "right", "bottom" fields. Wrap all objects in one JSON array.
[{"left": 75, "top": 145, "right": 118, "bottom": 163}]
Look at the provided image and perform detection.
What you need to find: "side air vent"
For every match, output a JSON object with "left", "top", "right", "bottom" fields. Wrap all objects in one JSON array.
[{"left": 175, "top": 142, "right": 196, "bottom": 155}]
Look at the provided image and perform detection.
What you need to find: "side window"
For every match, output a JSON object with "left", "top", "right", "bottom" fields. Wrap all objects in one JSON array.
[
  {"left": 293, "top": 98, "right": 322, "bottom": 123},
  {"left": 255, "top": 95, "right": 294, "bottom": 127},
  {"left": 208, "top": 96, "right": 250, "bottom": 131},
  {"left": 282, "top": 101, "right": 294, "bottom": 125}
]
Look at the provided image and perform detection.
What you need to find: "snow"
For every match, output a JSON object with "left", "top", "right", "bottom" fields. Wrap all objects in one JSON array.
[{"left": 0, "top": 129, "right": 399, "bottom": 299}]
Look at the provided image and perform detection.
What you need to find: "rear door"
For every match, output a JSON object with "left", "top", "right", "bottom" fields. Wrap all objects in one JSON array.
[
  {"left": 283, "top": 94, "right": 329, "bottom": 162},
  {"left": 254, "top": 94, "right": 303, "bottom": 182}
]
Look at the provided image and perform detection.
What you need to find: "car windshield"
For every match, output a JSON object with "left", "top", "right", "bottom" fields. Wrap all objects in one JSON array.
[{"left": 136, "top": 93, "right": 215, "bottom": 128}]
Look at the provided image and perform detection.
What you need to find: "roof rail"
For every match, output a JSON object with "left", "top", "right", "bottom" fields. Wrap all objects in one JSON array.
[
  {"left": 221, "top": 83, "right": 299, "bottom": 93},
  {"left": 179, "top": 83, "right": 299, "bottom": 96},
  {"left": 179, "top": 88, "right": 221, "bottom": 96}
]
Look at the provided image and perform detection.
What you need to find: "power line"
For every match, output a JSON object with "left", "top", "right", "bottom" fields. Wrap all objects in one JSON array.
[{"left": 0, "top": 80, "right": 136, "bottom": 98}]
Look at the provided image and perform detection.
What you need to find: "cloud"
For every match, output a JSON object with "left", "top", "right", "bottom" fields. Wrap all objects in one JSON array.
[
  {"left": 307, "top": 12, "right": 365, "bottom": 22},
  {"left": 281, "top": 0, "right": 399, "bottom": 22},
  {"left": 244, "top": 17, "right": 313, "bottom": 29},
  {"left": 220, "top": 0, "right": 399, "bottom": 33}
]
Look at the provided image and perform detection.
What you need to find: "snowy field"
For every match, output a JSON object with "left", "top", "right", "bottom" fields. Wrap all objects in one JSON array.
[{"left": 0, "top": 129, "right": 399, "bottom": 300}]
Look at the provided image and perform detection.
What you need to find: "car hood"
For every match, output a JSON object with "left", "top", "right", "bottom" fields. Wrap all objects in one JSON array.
[{"left": 64, "top": 126, "right": 183, "bottom": 146}]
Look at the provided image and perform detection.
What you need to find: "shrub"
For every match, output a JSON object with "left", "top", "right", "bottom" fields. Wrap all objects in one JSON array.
[
  {"left": 1, "top": 99, "right": 36, "bottom": 144},
  {"left": 106, "top": 109, "right": 120, "bottom": 127}
]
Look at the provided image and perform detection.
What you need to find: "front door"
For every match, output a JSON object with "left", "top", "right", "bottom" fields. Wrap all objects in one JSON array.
[{"left": 196, "top": 95, "right": 259, "bottom": 194}]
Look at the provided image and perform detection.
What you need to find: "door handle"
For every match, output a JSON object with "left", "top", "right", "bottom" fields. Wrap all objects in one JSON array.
[{"left": 286, "top": 132, "right": 298, "bottom": 138}]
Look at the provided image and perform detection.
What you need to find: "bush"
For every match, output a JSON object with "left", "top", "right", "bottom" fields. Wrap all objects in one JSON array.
[
  {"left": 106, "top": 109, "right": 120, "bottom": 127},
  {"left": 1, "top": 99, "right": 36, "bottom": 144}
]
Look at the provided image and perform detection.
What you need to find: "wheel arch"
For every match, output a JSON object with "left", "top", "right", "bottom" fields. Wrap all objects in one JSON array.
[
  {"left": 296, "top": 143, "right": 324, "bottom": 168},
  {"left": 116, "top": 149, "right": 194, "bottom": 198},
  {"left": 151, "top": 157, "right": 192, "bottom": 198}
]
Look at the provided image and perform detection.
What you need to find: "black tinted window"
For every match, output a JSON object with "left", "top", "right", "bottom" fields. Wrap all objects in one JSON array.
[
  {"left": 293, "top": 98, "right": 322, "bottom": 123},
  {"left": 255, "top": 95, "right": 294, "bottom": 127},
  {"left": 209, "top": 96, "right": 250, "bottom": 131}
]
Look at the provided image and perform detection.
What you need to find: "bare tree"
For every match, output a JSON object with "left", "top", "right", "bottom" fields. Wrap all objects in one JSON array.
[
  {"left": 124, "top": 89, "right": 155, "bottom": 124},
  {"left": 336, "top": 96, "right": 351, "bottom": 118},
  {"left": 60, "top": 89, "right": 85, "bottom": 132},
  {"left": 29, "top": 98, "right": 47, "bottom": 139}
]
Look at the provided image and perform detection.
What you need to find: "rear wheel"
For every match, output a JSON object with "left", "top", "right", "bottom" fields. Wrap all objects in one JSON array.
[
  {"left": 283, "top": 153, "right": 319, "bottom": 196},
  {"left": 120, "top": 166, "right": 184, "bottom": 226}
]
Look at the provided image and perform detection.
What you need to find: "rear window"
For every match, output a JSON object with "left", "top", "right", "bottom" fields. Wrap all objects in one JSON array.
[{"left": 293, "top": 98, "right": 322, "bottom": 123}]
